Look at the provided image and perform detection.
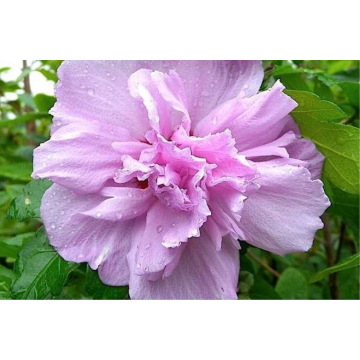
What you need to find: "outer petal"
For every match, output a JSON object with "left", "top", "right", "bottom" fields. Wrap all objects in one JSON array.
[
  {"left": 33, "top": 123, "right": 128, "bottom": 193},
  {"left": 287, "top": 139, "right": 325, "bottom": 180},
  {"left": 281, "top": 115, "right": 325, "bottom": 180},
  {"left": 128, "top": 233, "right": 239, "bottom": 300},
  {"left": 239, "top": 165, "right": 330, "bottom": 255},
  {"left": 195, "top": 81, "right": 297, "bottom": 151},
  {"left": 52, "top": 61, "right": 151, "bottom": 139},
  {"left": 41, "top": 184, "right": 133, "bottom": 285},
  {"left": 174, "top": 60, "right": 263, "bottom": 127},
  {"left": 53, "top": 61, "right": 263, "bottom": 137}
]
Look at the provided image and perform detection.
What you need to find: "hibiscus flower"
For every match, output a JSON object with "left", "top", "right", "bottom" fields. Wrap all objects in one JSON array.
[{"left": 33, "top": 61, "right": 330, "bottom": 299}]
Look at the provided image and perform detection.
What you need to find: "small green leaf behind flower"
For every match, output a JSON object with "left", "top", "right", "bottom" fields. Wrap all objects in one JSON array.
[{"left": 11, "top": 228, "right": 78, "bottom": 300}]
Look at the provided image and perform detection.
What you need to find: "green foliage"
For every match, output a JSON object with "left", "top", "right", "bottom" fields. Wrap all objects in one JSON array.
[
  {"left": 310, "top": 254, "right": 360, "bottom": 283},
  {"left": 11, "top": 228, "right": 78, "bottom": 300},
  {"left": 85, "top": 267, "right": 128, "bottom": 300},
  {"left": 7, "top": 180, "right": 52, "bottom": 222},
  {"left": 275, "top": 268, "right": 309, "bottom": 300},
  {"left": 0, "top": 60, "right": 359, "bottom": 300}
]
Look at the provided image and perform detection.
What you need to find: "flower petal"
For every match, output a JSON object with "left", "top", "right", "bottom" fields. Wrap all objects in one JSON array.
[
  {"left": 32, "top": 123, "right": 126, "bottom": 193},
  {"left": 81, "top": 187, "right": 155, "bottom": 221},
  {"left": 175, "top": 60, "right": 263, "bottom": 127},
  {"left": 133, "top": 200, "right": 210, "bottom": 276},
  {"left": 287, "top": 138, "right": 325, "bottom": 180},
  {"left": 128, "top": 233, "right": 239, "bottom": 300},
  {"left": 195, "top": 81, "right": 297, "bottom": 152},
  {"left": 239, "top": 165, "right": 330, "bottom": 255},
  {"left": 41, "top": 184, "right": 133, "bottom": 285},
  {"left": 52, "top": 61, "right": 151, "bottom": 139}
]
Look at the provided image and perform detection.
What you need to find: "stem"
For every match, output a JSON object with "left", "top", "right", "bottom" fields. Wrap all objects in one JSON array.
[
  {"left": 247, "top": 251, "right": 281, "bottom": 279},
  {"left": 322, "top": 213, "right": 340, "bottom": 299},
  {"left": 336, "top": 222, "right": 346, "bottom": 264},
  {"left": 22, "top": 60, "right": 35, "bottom": 140}
]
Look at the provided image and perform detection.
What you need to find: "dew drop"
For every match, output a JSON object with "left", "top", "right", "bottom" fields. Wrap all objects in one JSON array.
[
  {"left": 96, "top": 212, "right": 102, "bottom": 218},
  {"left": 157, "top": 225, "right": 164, "bottom": 233},
  {"left": 116, "top": 212, "right": 123, "bottom": 220},
  {"left": 136, "top": 263, "right": 141, "bottom": 269},
  {"left": 170, "top": 223, "right": 176, "bottom": 228},
  {"left": 145, "top": 267, "right": 150, "bottom": 273},
  {"left": 87, "top": 88, "right": 95, "bottom": 96},
  {"left": 145, "top": 243, "right": 151, "bottom": 250},
  {"left": 60, "top": 210, "right": 65, "bottom": 216},
  {"left": 50, "top": 223, "right": 56, "bottom": 229},
  {"left": 191, "top": 229, "right": 199, "bottom": 237},
  {"left": 128, "top": 192, "right": 133, "bottom": 198}
]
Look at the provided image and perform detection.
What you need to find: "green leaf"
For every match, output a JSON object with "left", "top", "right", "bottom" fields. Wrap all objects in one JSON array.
[
  {"left": 36, "top": 69, "right": 58, "bottom": 83},
  {"left": 0, "top": 162, "right": 32, "bottom": 182},
  {"left": 286, "top": 90, "right": 346, "bottom": 123},
  {"left": 339, "top": 82, "right": 359, "bottom": 108},
  {"left": 286, "top": 90, "right": 359, "bottom": 194},
  {"left": 7, "top": 179, "right": 52, "bottom": 222},
  {"left": 33, "top": 94, "right": 56, "bottom": 113},
  {"left": 85, "top": 267, "right": 128, "bottom": 300},
  {"left": 0, "top": 264, "right": 16, "bottom": 300},
  {"left": 309, "top": 254, "right": 360, "bottom": 284},
  {"left": 11, "top": 228, "right": 78, "bottom": 300},
  {"left": 249, "top": 276, "right": 281, "bottom": 300},
  {"left": 325, "top": 180, "right": 359, "bottom": 242},
  {"left": 0, "top": 112, "right": 51, "bottom": 128},
  {"left": 275, "top": 268, "right": 309, "bottom": 299},
  {"left": 0, "top": 232, "right": 34, "bottom": 258},
  {"left": 18, "top": 93, "right": 36, "bottom": 110}
]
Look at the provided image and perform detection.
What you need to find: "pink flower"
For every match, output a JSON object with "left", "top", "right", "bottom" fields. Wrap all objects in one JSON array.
[{"left": 33, "top": 61, "right": 330, "bottom": 299}]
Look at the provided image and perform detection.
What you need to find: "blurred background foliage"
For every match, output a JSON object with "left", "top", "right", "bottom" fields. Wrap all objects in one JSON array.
[{"left": 0, "top": 60, "right": 359, "bottom": 300}]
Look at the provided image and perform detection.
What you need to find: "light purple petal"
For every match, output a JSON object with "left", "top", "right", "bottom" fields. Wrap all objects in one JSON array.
[
  {"left": 286, "top": 138, "right": 325, "bottom": 180},
  {"left": 128, "top": 232, "right": 239, "bottom": 300},
  {"left": 239, "top": 165, "right": 330, "bottom": 255},
  {"left": 81, "top": 187, "right": 155, "bottom": 221},
  {"left": 52, "top": 61, "right": 151, "bottom": 139},
  {"left": 133, "top": 200, "right": 210, "bottom": 276},
  {"left": 33, "top": 123, "right": 126, "bottom": 194},
  {"left": 195, "top": 81, "right": 297, "bottom": 152},
  {"left": 41, "top": 184, "right": 133, "bottom": 285}
]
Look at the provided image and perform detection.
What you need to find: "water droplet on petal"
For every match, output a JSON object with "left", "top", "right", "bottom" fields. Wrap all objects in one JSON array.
[
  {"left": 96, "top": 212, "right": 102, "bottom": 218},
  {"left": 128, "top": 192, "right": 133, "bottom": 198},
  {"left": 136, "top": 263, "right": 141, "bottom": 269},
  {"left": 164, "top": 196, "right": 171, "bottom": 206},
  {"left": 157, "top": 225, "right": 164, "bottom": 233},
  {"left": 116, "top": 212, "right": 123, "bottom": 220},
  {"left": 191, "top": 229, "right": 199, "bottom": 237},
  {"left": 60, "top": 210, "right": 65, "bottom": 216},
  {"left": 145, "top": 243, "right": 151, "bottom": 250},
  {"left": 50, "top": 223, "right": 56, "bottom": 229},
  {"left": 87, "top": 88, "right": 95, "bottom": 96},
  {"left": 171, "top": 223, "right": 176, "bottom": 228},
  {"left": 145, "top": 267, "right": 150, "bottom": 273}
]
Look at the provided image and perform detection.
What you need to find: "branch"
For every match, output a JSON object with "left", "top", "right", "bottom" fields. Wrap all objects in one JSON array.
[
  {"left": 247, "top": 250, "right": 281, "bottom": 279},
  {"left": 22, "top": 60, "right": 35, "bottom": 142},
  {"left": 322, "top": 213, "right": 340, "bottom": 299}
]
